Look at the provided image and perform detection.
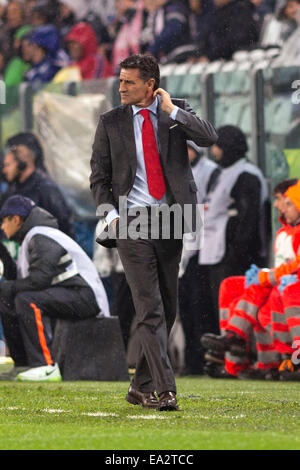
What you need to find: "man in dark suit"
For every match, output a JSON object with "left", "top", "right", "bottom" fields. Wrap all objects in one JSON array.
[{"left": 90, "top": 54, "right": 217, "bottom": 411}]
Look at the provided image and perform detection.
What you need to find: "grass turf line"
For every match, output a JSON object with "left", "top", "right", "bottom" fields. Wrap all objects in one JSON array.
[{"left": 0, "top": 377, "right": 299, "bottom": 450}]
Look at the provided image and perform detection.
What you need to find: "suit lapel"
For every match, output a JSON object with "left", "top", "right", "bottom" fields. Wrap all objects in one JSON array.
[{"left": 118, "top": 105, "right": 137, "bottom": 170}]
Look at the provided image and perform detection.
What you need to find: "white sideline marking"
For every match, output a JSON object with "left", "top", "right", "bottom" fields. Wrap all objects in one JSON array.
[
  {"left": 82, "top": 412, "right": 118, "bottom": 417},
  {"left": 127, "top": 415, "right": 166, "bottom": 420},
  {"left": 42, "top": 409, "right": 70, "bottom": 414}
]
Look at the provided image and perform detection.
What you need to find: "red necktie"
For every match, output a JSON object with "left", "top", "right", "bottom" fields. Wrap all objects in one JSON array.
[{"left": 139, "top": 109, "right": 166, "bottom": 200}]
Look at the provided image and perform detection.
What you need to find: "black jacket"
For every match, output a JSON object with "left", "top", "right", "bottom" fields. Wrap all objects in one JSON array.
[
  {"left": 202, "top": 0, "right": 260, "bottom": 61},
  {"left": 224, "top": 171, "right": 263, "bottom": 270},
  {"left": 0, "top": 170, "right": 74, "bottom": 238},
  {"left": 1, "top": 207, "right": 89, "bottom": 298}
]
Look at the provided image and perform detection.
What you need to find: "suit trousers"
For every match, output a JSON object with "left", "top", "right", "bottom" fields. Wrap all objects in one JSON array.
[{"left": 116, "top": 212, "right": 183, "bottom": 396}]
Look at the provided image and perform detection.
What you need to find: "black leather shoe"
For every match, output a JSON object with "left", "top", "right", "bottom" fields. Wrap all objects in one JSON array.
[
  {"left": 158, "top": 392, "right": 178, "bottom": 411},
  {"left": 201, "top": 332, "right": 246, "bottom": 357},
  {"left": 126, "top": 385, "right": 158, "bottom": 409}
]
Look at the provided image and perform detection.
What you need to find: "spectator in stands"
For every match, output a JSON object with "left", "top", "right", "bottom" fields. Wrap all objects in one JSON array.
[
  {"left": 260, "top": 0, "right": 300, "bottom": 47},
  {"left": 90, "top": 0, "right": 117, "bottom": 26},
  {"left": 65, "top": 22, "right": 113, "bottom": 80},
  {"left": 188, "top": 0, "right": 215, "bottom": 59},
  {"left": 141, "top": 0, "right": 193, "bottom": 63},
  {"left": 179, "top": 141, "right": 220, "bottom": 375},
  {"left": 25, "top": 25, "right": 62, "bottom": 88},
  {"left": 253, "top": 0, "right": 277, "bottom": 18},
  {"left": 0, "top": 196, "right": 109, "bottom": 382},
  {"left": 1, "top": 138, "right": 74, "bottom": 237},
  {"left": 110, "top": 0, "right": 144, "bottom": 73},
  {"left": 2, "top": 25, "right": 32, "bottom": 87},
  {"left": 195, "top": 126, "right": 268, "bottom": 334},
  {"left": 30, "top": 4, "right": 70, "bottom": 69},
  {"left": 0, "top": 0, "right": 7, "bottom": 28},
  {"left": 31, "top": 0, "right": 58, "bottom": 27},
  {"left": 198, "top": 0, "right": 260, "bottom": 62},
  {"left": 5, "top": 1, "right": 26, "bottom": 42}
]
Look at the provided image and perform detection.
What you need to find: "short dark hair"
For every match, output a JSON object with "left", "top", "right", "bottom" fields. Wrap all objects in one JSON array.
[
  {"left": 119, "top": 54, "right": 160, "bottom": 91},
  {"left": 273, "top": 178, "right": 298, "bottom": 195}
]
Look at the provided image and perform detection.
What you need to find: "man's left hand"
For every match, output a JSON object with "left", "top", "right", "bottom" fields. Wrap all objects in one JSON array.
[{"left": 153, "top": 88, "right": 175, "bottom": 115}]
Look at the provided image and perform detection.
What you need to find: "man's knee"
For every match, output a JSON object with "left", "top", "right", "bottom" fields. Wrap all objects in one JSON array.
[{"left": 14, "top": 291, "right": 37, "bottom": 313}]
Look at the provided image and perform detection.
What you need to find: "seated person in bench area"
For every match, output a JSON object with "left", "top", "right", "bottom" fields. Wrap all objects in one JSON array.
[{"left": 0, "top": 196, "right": 109, "bottom": 382}]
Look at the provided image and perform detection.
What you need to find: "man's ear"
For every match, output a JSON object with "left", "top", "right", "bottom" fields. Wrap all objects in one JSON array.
[
  {"left": 15, "top": 215, "right": 24, "bottom": 228},
  {"left": 148, "top": 78, "right": 156, "bottom": 92}
]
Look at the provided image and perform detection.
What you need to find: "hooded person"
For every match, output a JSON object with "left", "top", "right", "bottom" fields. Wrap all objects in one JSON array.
[
  {"left": 200, "top": 125, "right": 269, "bottom": 272},
  {"left": 65, "top": 22, "right": 113, "bottom": 80},
  {"left": 0, "top": 196, "right": 110, "bottom": 382},
  {"left": 25, "top": 25, "right": 63, "bottom": 88}
]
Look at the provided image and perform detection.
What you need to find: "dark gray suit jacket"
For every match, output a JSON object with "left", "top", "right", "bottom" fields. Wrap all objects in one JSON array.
[{"left": 90, "top": 98, "right": 218, "bottom": 246}]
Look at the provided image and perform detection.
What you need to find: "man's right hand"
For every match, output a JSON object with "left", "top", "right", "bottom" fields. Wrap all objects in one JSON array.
[{"left": 110, "top": 218, "right": 119, "bottom": 234}]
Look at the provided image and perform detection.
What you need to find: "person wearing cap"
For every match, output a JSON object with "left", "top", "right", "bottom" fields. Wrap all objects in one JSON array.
[
  {"left": 0, "top": 195, "right": 109, "bottom": 382},
  {"left": 178, "top": 141, "right": 220, "bottom": 375},
  {"left": 1, "top": 136, "right": 74, "bottom": 238}
]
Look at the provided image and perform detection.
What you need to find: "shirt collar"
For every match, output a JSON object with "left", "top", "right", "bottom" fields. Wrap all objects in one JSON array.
[{"left": 132, "top": 96, "right": 158, "bottom": 117}]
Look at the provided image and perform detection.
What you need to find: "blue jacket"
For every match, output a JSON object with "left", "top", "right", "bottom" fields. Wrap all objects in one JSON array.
[{"left": 147, "top": 1, "right": 191, "bottom": 62}]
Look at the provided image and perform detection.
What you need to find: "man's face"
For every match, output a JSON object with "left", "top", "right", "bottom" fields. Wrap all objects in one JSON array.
[
  {"left": 284, "top": 197, "right": 300, "bottom": 225},
  {"left": 211, "top": 144, "right": 223, "bottom": 161},
  {"left": 119, "top": 68, "right": 154, "bottom": 107},
  {"left": 3, "top": 152, "right": 19, "bottom": 182},
  {"left": 188, "top": 147, "right": 197, "bottom": 163},
  {"left": 7, "top": 1, "right": 23, "bottom": 28},
  {"left": 21, "top": 39, "right": 34, "bottom": 62},
  {"left": 273, "top": 192, "right": 287, "bottom": 218},
  {"left": 284, "top": 0, "right": 299, "bottom": 20},
  {"left": 67, "top": 41, "right": 82, "bottom": 61},
  {"left": 1, "top": 215, "right": 23, "bottom": 239}
]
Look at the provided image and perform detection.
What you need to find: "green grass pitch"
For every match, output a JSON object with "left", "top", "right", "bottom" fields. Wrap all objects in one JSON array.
[{"left": 0, "top": 376, "right": 299, "bottom": 450}]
